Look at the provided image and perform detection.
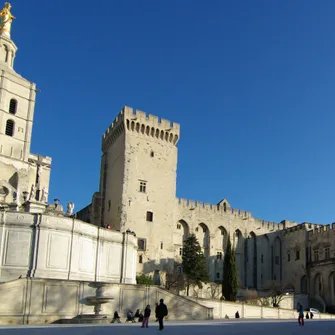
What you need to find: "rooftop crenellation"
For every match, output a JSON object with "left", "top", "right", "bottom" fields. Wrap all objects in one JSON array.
[
  {"left": 308, "top": 222, "right": 335, "bottom": 237},
  {"left": 102, "top": 106, "right": 180, "bottom": 151}
]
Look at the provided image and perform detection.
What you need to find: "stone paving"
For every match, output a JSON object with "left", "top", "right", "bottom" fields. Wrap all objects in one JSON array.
[{"left": 0, "top": 319, "right": 334, "bottom": 335}]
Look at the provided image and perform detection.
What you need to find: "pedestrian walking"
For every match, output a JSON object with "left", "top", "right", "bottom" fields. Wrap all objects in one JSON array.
[
  {"left": 156, "top": 299, "right": 168, "bottom": 331},
  {"left": 111, "top": 311, "right": 121, "bottom": 323},
  {"left": 298, "top": 304, "right": 304, "bottom": 326},
  {"left": 141, "top": 305, "right": 151, "bottom": 328}
]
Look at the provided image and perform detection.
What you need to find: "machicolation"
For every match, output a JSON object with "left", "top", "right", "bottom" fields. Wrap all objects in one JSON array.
[{"left": 102, "top": 106, "right": 180, "bottom": 152}]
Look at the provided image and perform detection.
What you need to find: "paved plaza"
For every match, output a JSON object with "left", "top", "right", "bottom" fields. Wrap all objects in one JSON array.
[{"left": 0, "top": 320, "right": 334, "bottom": 335}]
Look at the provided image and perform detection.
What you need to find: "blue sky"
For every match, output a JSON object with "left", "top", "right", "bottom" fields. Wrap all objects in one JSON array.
[{"left": 12, "top": 0, "right": 335, "bottom": 224}]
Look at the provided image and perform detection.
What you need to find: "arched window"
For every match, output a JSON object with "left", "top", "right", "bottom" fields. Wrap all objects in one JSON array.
[
  {"left": 9, "top": 99, "right": 17, "bottom": 114},
  {"left": 5, "top": 119, "right": 14, "bottom": 136}
]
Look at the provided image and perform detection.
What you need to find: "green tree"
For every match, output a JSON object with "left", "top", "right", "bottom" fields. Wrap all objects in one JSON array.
[
  {"left": 182, "top": 234, "right": 209, "bottom": 296},
  {"left": 222, "top": 236, "right": 238, "bottom": 301}
]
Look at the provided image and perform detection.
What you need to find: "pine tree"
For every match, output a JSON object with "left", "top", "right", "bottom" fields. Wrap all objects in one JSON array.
[
  {"left": 182, "top": 234, "right": 209, "bottom": 296},
  {"left": 222, "top": 236, "right": 238, "bottom": 301}
]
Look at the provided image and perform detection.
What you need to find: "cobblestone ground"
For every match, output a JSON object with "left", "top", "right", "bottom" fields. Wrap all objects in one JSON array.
[{"left": 0, "top": 319, "right": 334, "bottom": 335}]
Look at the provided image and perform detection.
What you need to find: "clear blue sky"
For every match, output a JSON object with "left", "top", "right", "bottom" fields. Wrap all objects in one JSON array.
[{"left": 12, "top": 0, "right": 335, "bottom": 224}]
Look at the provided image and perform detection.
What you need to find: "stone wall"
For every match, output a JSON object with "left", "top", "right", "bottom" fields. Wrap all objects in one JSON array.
[
  {"left": 192, "top": 298, "right": 335, "bottom": 320},
  {"left": 0, "top": 278, "right": 212, "bottom": 324},
  {"left": 0, "top": 212, "right": 137, "bottom": 284}
]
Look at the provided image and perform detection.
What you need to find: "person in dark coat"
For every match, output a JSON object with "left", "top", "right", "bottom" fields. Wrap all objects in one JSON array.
[
  {"left": 141, "top": 305, "right": 151, "bottom": 328},
  {"left": 111, "top": 311, "right": 121, "bottom": 323},
  {"left": 156, "top": 299, "right": 168, "bottom": 331}
]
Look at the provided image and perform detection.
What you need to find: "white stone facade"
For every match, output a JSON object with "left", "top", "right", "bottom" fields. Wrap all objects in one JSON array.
[{"left": 0, "top": 211, "right": 137, "bottom": 284}]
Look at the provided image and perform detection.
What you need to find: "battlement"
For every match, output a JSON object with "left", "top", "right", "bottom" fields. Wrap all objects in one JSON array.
[
  {"left": 177, "top": 197, "right": 251, "bottom": 219},
  {"left": 283, "top": 223, "right": 309, "bottom": 235},
  {"left": 253, "top": 218, "right": 284, "bottom": 231},
  {"left": 102, "top": 106, "right": 180, "bottom": 152},
  {"left": 308, "top": 223, "right": 335, "bottom": 237},
  {"left": 123, "top": 106, "right": 180, "bottom": 132}
]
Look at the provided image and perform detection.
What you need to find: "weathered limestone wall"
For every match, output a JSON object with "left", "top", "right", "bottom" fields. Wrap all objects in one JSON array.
[
  {"left": 0, "top": 212, "right": 137, "bottom": 284},
  {"left": 281, "top": 225, "right": 310, "bottom": 293},
  {"left": 308, "top": 224, "right": 335, "bottom": 310},
  {"left": 175, "top": 198, "right": 297, "bottom": 285},
  {"left": 0, "top": 279, "right": 212, "bottom": 324},
  {"left": 100, "top": 106, "right": 181, "bottom": 276}
]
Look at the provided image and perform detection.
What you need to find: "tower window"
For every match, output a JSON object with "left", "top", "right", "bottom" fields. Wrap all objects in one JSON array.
[
  {"left": 177, "top": 224, "right": 181, "bottom": 230},
  {"left": 217, "top": 252, "right": 222, "bottom": 260},
  {"left": 261, "top": 254, "right": 264, "bottom": 263},
  {"left": 150, "top": 151, "right": 154, "bottom": 157},
  {"left": 108, "top": 200, "right": 111, "bottom": 211},
  {"left": 146, "top": 211, "right": 153, "bottom": 222},
  {"left": 9, "top": 99, "right": 17, "bottom": 114},
  {"left": 314, "top": 249, "right": 319, "bottom": 262},
  {"left": 295, "top": 248, "right": 300, "bottom": 260},
  {"left": 179, "top": 247, "right": 183, "bottom": 256},
  {"left": 5, "top": 119, "right": 14, "bottom": 136},
  {"left": 139, "top": 181, "right": 147, "bottom": 193},
  {"left": 325, "top": 247, "right": 330, "bottom": 260},
  {"left": 160, "top": 242, "right": 163, "bottom": 249},
  {"left": 139, "top": 255, "right": 143, "bottom": 264},
  {"left": 138, "top": 238, "right": 146, "bottom": 251},
  {"left": 287, "top": 253, "right": 291, "bottom": 262},
  {"left": 216, "top": 272, "right": 220, "bottom": 279}
]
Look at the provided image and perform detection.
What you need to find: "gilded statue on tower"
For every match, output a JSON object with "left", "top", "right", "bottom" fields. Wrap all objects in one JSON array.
[{"left": 0, "top": 2, "right": 15, "bottom": 39}]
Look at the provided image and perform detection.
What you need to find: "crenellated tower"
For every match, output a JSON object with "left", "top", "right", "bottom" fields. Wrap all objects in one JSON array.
[
  {"left": 96, "top": 106, "right": 180, "bottom": 275},
  {"left": 99, "top": 106, "right": 180, "bottom": 228}
]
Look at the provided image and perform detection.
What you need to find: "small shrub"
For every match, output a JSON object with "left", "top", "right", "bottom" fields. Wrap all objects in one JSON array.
[{"left": 136, "top": 274, "right": 154, "bottom": 285}]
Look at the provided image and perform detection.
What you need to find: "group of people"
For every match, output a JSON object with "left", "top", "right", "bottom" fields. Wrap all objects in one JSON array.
[
  {"left": 113, "top": 300, "right": 314, "bottom": 327},
  {"left": 111, "top": 299, "right": 168, "bottom": 330}
]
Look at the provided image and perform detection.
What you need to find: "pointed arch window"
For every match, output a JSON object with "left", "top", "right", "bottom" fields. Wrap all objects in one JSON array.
[
  {"left": 5, "top": 119, "right": 14, "bottom": 136},
  {"left": 9, "top": 99, "right": 17, "bottom": 114}
]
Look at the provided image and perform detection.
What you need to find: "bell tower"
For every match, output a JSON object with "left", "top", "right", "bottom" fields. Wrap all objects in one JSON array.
[{"left": 0, "top": 3, "right": 52, "bottom": 207}]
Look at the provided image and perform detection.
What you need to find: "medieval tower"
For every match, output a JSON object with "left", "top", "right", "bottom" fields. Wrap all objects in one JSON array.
[{"left": 94, "top": 106, "right": 180, "bottom": 278}]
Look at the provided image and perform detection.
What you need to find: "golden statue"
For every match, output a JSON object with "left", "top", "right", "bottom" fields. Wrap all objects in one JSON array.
[{"left": 0, "top": 2, "right": 15, "bottom": 39}]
